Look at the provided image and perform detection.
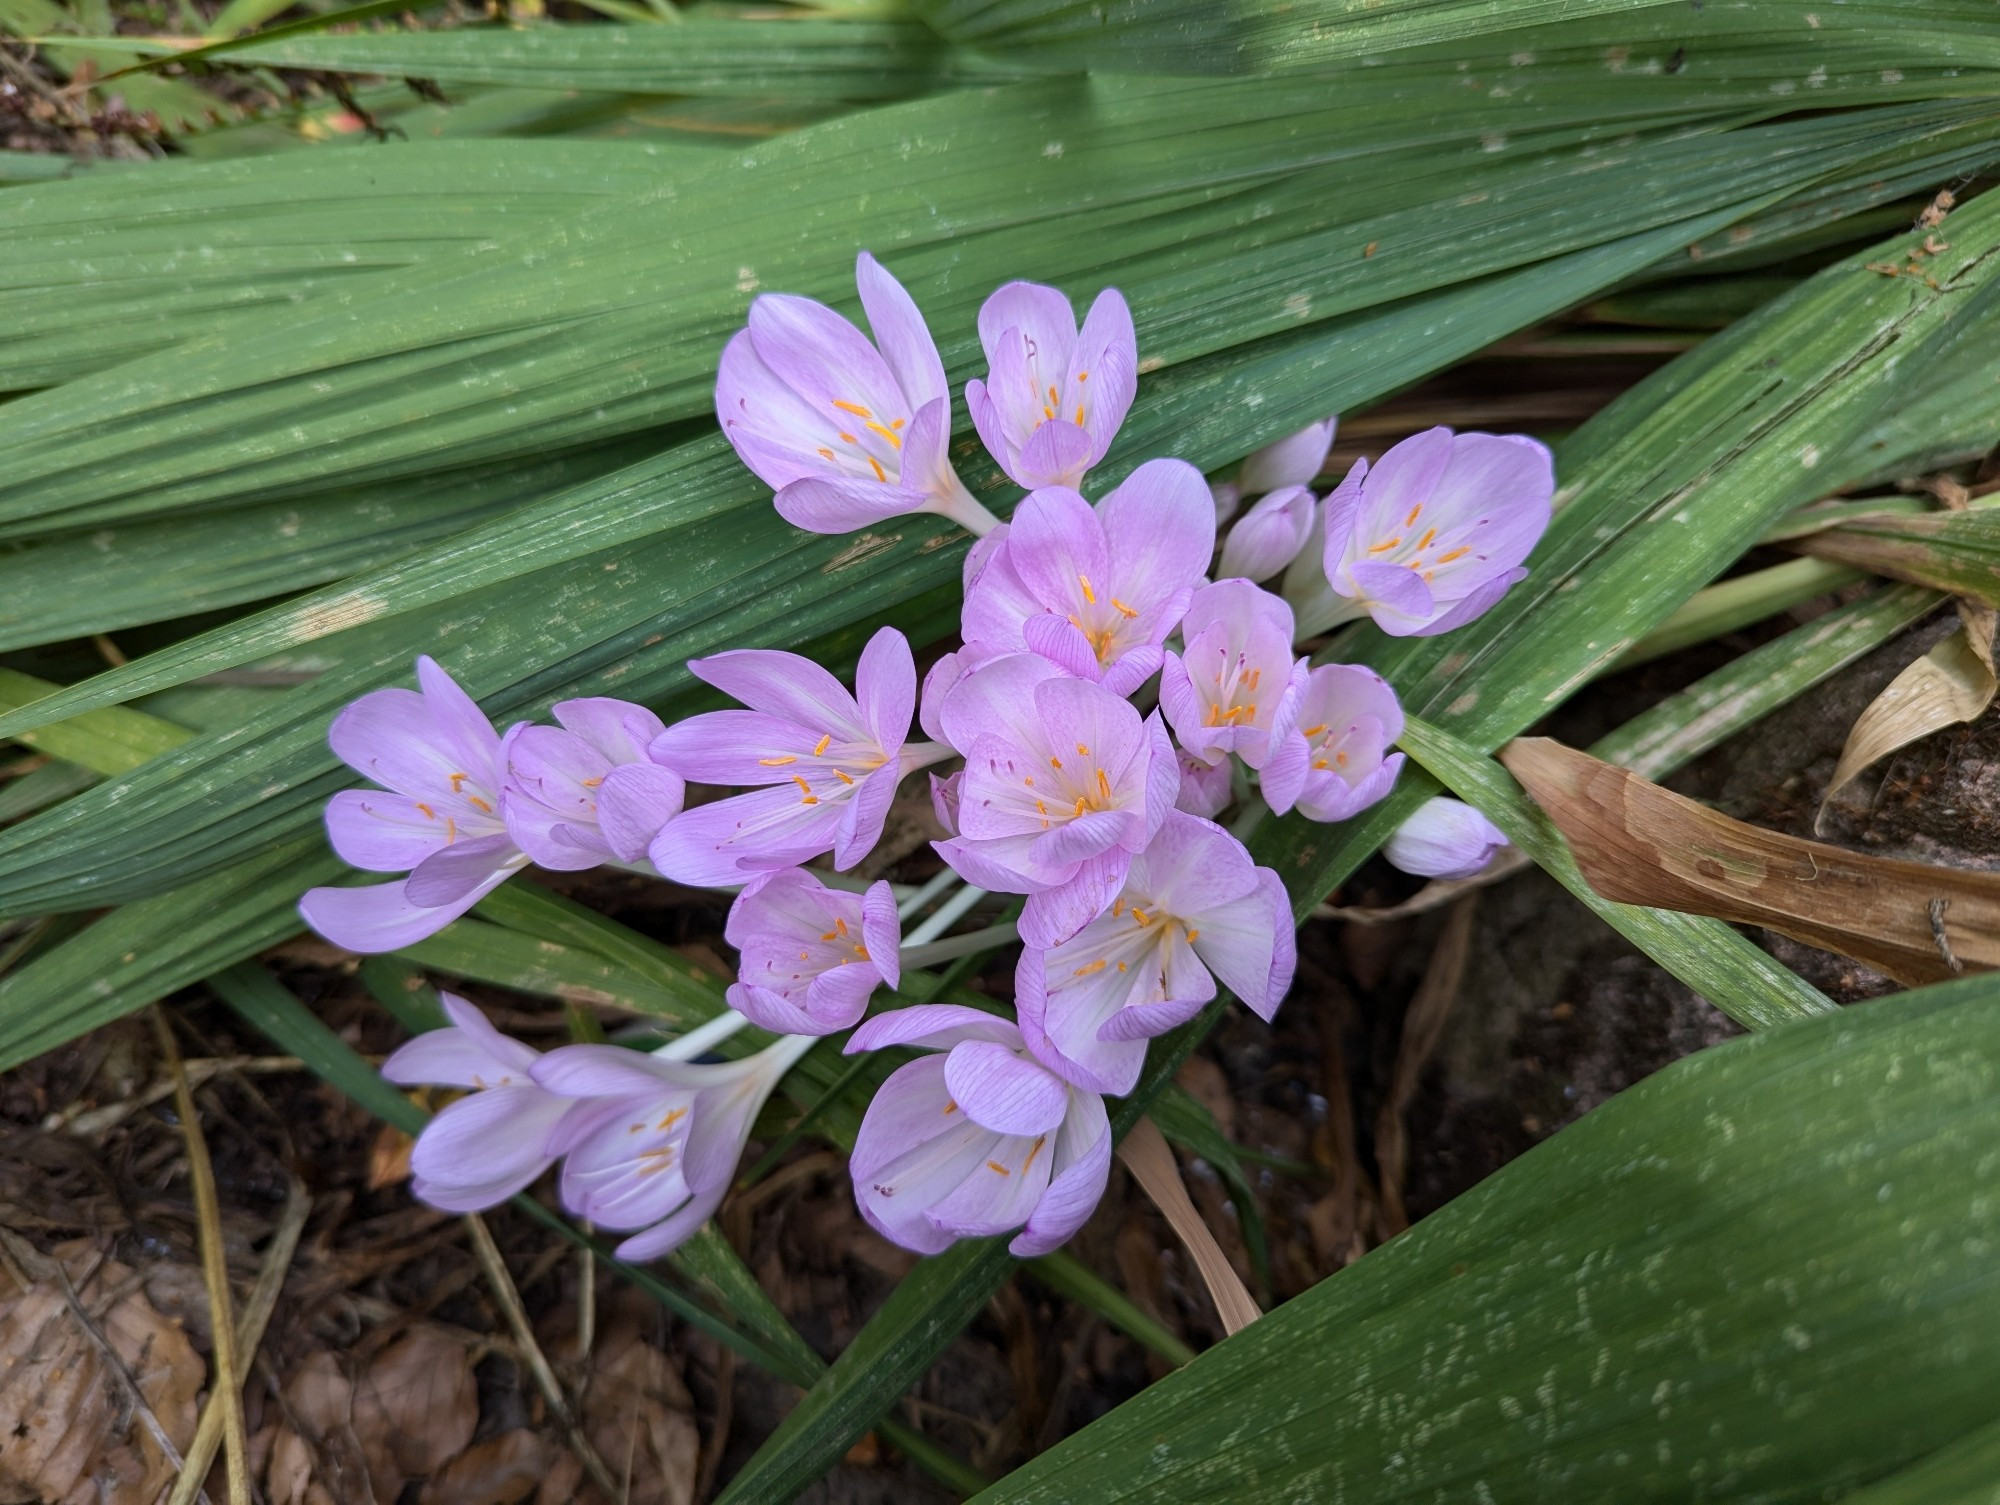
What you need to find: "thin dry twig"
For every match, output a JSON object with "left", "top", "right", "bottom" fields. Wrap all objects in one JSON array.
[
  {"left": 150, "top": 1008, "right": 251, "bottom": 1505},
  {"left": 1375, "top": 895, "right": 1480, "bottom": 1238},
  {"left": 462, "top": 1212, "right": 622, "bottom": 1499},
  {"left": 1312, "top": 848, "right": 1529, "bottom": 924},
  {"left": 166, "top": 1177, "right": 313, "bottom": 1505},
  {"left": 53, "top": 1055, "right": 305, "bottom": 1137},
  {"left": 1119, "top": 1117, "right": 1261, "bottom": 1336}
]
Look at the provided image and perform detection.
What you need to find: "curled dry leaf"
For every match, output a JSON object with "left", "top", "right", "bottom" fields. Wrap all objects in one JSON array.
[
  {"left": 353, "top": 1326, "right": 479, "bottom": 1500},
  {"left": 1119, "top": 1117, "right": 1261, "bottom": 1337},
  {"left": 420, "top": 1428, "right": 554, "bottom": 1505},
  {"left": 0, "top": 1239, "right": 203, "bottom": 1505},
  {"left": 265, "top": 1351, "right": 360, "bottom": 1505},
  {"left": 1819, "top": 625, "right": 1997, "bottom": 825},
  {"left": 1501, "top": 737, "right": 2000, "bottom": 985},
  {"left": 574, "top": 1320, "right": 699, "bottom": 1505}
]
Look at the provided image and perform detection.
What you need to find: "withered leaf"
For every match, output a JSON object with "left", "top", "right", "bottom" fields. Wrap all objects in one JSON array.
[
  {"left": 1821, "top": 625, "right": 1997, "bottom": 822},
  {"left": 1501, "top": 737, "right": 2000, "bottom": 985},
  {"left": 352, "top": 1326, "right": 478, "bottom": 1498},
  {"left": 1794, "top": 502, "right": 2000, "bottom": 604},
  {"left": 420, "top": 1428, "right": 552, "bottom": 1505}
]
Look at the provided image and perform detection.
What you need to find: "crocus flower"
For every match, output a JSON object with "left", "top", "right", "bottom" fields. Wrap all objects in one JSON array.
[
  {"left": 1016, "top": 813, "right": 1295, "bottom": 1095},
  {"left": 1312, "top": 427, "right": 1554, "bottom": 637},
  {"left": 301, "top": 656, "right": 530, "bottom": 953},
  {"left": 933, "top": 653, "right": 1177, "bottom": 948},
  {"left": 966, "top": 279, "right": 1137, "bottom": 491},
  {"left": 503, "top": 698, "right": 686, "bottom": 871},
  {"left": 1385, "top": 796, "right": 1510, "bottom": 879},
  {"left": 959, "top": 459, "right": 1214, "bottom": 697},
  {"left": 650, "top": 627, "right": 950, "bottom": 887},
  {"left": 845, "top": 1006, "right": 1112, "bottom": 1257},
  {"left": 1217, "top": 484, "right": 1317, "bottom": 583},
  {"left": 1237, "top": 416, "right": 1337, "bottom": 496},
  {"left": 532, "top": 1033, "right": 814, "bottom": 1262},
  {"left": 1159, "top": 580, "right": 1307, "bottom": 773},
  {"left": 380, "top": 992, "right": 578, "bottom": 1212},
  {"left": 716, "top": 252, "right": 997, "bottom": 537},
  {"left": 724, "top": 868, "right": 900, "bottom": 1035},
  {"left": 1261, "top": 663, "right": 1406, "bottom": 823},
  {"left": 1175, "top": 748, "right": 1233, "bottom": 819}
]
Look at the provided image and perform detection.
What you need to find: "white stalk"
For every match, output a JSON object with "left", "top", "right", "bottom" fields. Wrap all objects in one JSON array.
[
  {"left": 903, "top": 882, "right": 988, "bottom": 946},
  {"left": 896, "top": 866, "right": 962, "bottom": 921},
  {"left": 900, "top": 920, "right": 1020, "bottom": 970},
  {"left": 653, "top": 1008, "right": 756, "bottom": 1062}
]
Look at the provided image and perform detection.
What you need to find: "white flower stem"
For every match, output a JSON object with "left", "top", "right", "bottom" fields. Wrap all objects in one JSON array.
[
  {"left": 653, "top": 1008, "right": 756, "bottom": 1062},
  {"left": 900, "top": 920, "right": 1019, "bottom": 970},
  {"left": 903, "top": 881, "right": 988, "bottom": 946},
  {"left": 760, "top": 1031, "right": 820, "bottom": 1075},
  {"left": 896, "top": 866, "right": 961, "bottom": 921},
  {"left": 935, "top": 475, "right": 1004, "bottom": 538},
  {"left": 1289, "top": 580, "right": 1367, "bottom": 641}
]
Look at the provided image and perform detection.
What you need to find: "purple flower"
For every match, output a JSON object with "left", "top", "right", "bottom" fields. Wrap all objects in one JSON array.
[
  {"left": 932, "top": 653, "right": 1177, "bottom": 948},
  {"left": 1218, "top": 485, "right": 1317, "bottom": 583},
  {"left": 380, "top": 992, "right": 578, "bottom": 1212},
  {"left": 1016, "top": 813, "right": 1295, "bottom": 1095},
  {"left": 1317, "top": 427, "right": 1554, "bottom": 637},
  {"left": 966, "top": 279, "right": 1137, "bottom": 491},
  {"left": 301, "top": 656, "right": 530, "bottom": 954},
  {"left": 959, "top": 459, "right": 1214, "bottom": 697},
  {"left": 716, "top": 252, "right": 997, "bottom": 537},
  {"left": 1385, "top": 797, "right": 1510, "bottom": 879},
  {"left": 1238, "top": 417, "right": 1337, "bottom": 496},
  {"left": 1175, "top": 748, "right": 1233, "bottom": 818},
  {"left": 844, "top": 1006, "right": 1112, "bottom": 1257},
  {"left": 503, "top": 698, "right": 686, "bottom": 871},
  {"left": 1159, "top": 580, "right": 1307, "bottom": 774},
  {"left": 531, "top": 1034, "right": 811, "bottom": 1262},
  {"left": 1261, "top": 663, "right": 1406, "bottom": 823},
  {"left": 724, "top": 868, "right": 900, "bottom": 1035},
  {"left": 649, "top": 627, "right": 948, "bottom": 887}
]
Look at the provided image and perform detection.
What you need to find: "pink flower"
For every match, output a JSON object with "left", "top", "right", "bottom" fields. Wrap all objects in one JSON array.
[
  {"left": 1385, "top": 797, "right": 1510, "bottom": 879},
  {"left": 1218, "top": 484, "right": 1317, "bottom": 583},
  {"left": 380, "top": 993, "right": 579, "bottom": 1212},
  {"left": 1159, "top": 580, "right": 1306, "bottom": 774},
  {"left": 966, "top": 279, "right": 1137, "bottom": 491},
  {"left": 724, "top": 868, "right": 900, "bottom": 1035},
  {"left": 845, "top": 1006, "right": 1111, "bottom": 1257},
  {"left": 503, "top": 698, "right": 685, "bottom": 870},
  {"left": 1174, "top": 748, "right": 1233, "bottom": 818},
  {"left": 1316, "top": 427, "right": 1554, "bottom": 637},
  {"left": 1237, "top": 417, "right": 1337, "bottom": 496},
  {"left": 931, "top": 653, "right": 1177, "bottom": 948},
  {"left": 1261, "top": 663, "right": 1406, "bottom": 823},
  {"left": 959, "top": 459, "right": 1214, "bottom": 697},
  {"left": 649, "top": 627, "right": 949, "bottom": 886},
  {"left": 1016, "top": 813, "right": 1295, "bottom": 1095},
  {"left": 301, "top": 656, "right": 529, "bottom": 953},
  {"left": 716, "top": 252, "right": 997, "bottom": 537}
]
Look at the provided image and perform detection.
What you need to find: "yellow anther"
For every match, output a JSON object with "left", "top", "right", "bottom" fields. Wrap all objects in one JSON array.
[
  {"left": 1023, "top": 1135, "right": 1047, "bottom": 1172},
  {"left": 658, "top": 1107, "right": 687, "bottom": 1131},
  {"left": 1074, "top": 960, "right": 1109, "bottom": 976},
  {"left": 1405, "top": 503, "right": 1424, "bottom": 527},
  {"left": 1416, "top": 527, "right": 1438, "bottom": 551},
  {"left": 1116, "top": 961, "right": 1128, "bottom": 972},
  {"left": 944, "top": 1099, "right": 958, "bottom": 1115},
  {"left": 1185, "top": 928, "right": 1200, "bottom": 942},
  {"left": 1096, "top": 768, "right": 1112, "bottom": 800},
  {"left": 813, "top": 734, "right": 832, "bottom": 756},
  {"left": 817, "top": 447, "right": 835, "bottom": 461},
  {"left": 1131, "top": 907, "right": 1152, "bottom": 926},
  {"left": 760, "top": 755, "right": 798, "bottom": 766},
  {"left": 986, "top": 1159, "right": 1012, "bottom": 1176},
  {"left": 1205, "top": 704, "right": 1222, "bottom": 727},
  {"left": 838, "top": 432, "right": 858, "bottom": 444},
  {"left": 891, "top": 417, "right": 906, "bottom": 430},
  {"left": 1075, "top": 403, "right": 1086, "bottom": 425},
  {"left": 867, "top": 455, "right": 888, "bottom": 483},
  {"left": 468, "top": 795, "right": 494, "bottom": 814},
  {"left": 1301, "top": 724, "right": 1328, "bottom": 737},
  {"left": 1313, "top": 758, "right": 1329, "bottom": 770},
  {"left": 832, "top": 399, "right": 873, "bottom": 417},
  {"left": 1077, "top": 370, "right": 1089, "bottom": 382},
  {"left": 833, "top": 768, "right": 855, "bottom": 786},
  {"left": 1078, "top": 573, "right": 1097, "bottom": 605},
  {"left": 1073, "top": 796, "right": 1088, "bottom": 817},
  {"left": 448, "top": 772, "right": 468, "bottom": 792},
  {"left": 1050, "top": 756, "right": 1063, "bottom": 770},
  {"left": 581, "top": 777, "right": 603, "bottom": 788},
  {"left": 1076, "top": 741, "right": 1091, "bottom": 756},
  {"left": 415, "top": 802, "right": 436, "bottom": 820},
  {"left": 1111, "top": 597, "right": 1139, "bottom": 619},
  {"left": 1436, "top": 546, "right": 1470, "bottom": 563},
  {"left": 1047, "top": 384, "right": 1059, "bottom": 406},
  {"left": 792, "top": 774, "right": 819, "bottom": 805},
  {"left": 445, "top": 816, "right": 457, "bottom": 844},
  {"left": 1023, "top": 775, "right": 1035, "bottom": 787},
  {"left": 864, "top": 419, "right": 903, "bottom": 450},
  {"left": 1368, "top": 537, "right": 1403, "bottom": 554}
]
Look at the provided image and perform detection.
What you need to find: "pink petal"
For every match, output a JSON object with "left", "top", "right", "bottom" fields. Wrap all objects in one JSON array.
[
  {"left": 596, "top": 762, "right": 687, "bottom": 863},
  {"left": 415, "top": 656, "right": 504, "bottom": 782},
  {"left": 847, "top": 1003, "right": 1021, "bottom": 1055},
  {"left": 648, "top": 786, "right": 846, "bottom": 888},
  {"left": 775, "top": 475, "right": 929, "bottom": 534},
  {"left": 944, "top": 1040, "right": 1070, "bottom": 1136},
  {"left": 1019, "top": 851, "right": 1128, "bottom": 949},
  {"left": 854, "top": 626, "right": 916, "bottom": 751},
  {"left": 1015, "top": 420, "right": 1096, "bottom": 489},
  {"left": 299, "top": 871, "right": 505, "bottom": 955},
  {"left": 976, "top": 280, "right": 1077, "bottom": 362},
  {"left": 1237, "top": 417, "right": 1336, "bottom": 494},
  {"left": 1066, "top": 287, "right": 1136, "bottom": 457},
  {"left": 1345, "top": 561, "right": 1435, "bottom": 624},
  {"left": 856, "top": 252, "right": 947, "bottom": 409},
  {"left": 832, "top": 761, "right": 902, "bottom": 870},
  {"left": 552, "top": 697, "right": 665, "bottom": 766},
  {"left": 746, "top": 292, "right": 907, "bottom": 427},
  {"left": 861, "top": 880, "right": 902, "bottom": 991},
  {"left": 686, "top": 648, "right": 865, "bottom": 739},
  {"left": 325, "top": 789, "right": 450, "bottom": 874},
  {"left": 405, "top": 833, "right": 522, "bottom": 907},
  {"left": 1218, "top": 484, "right": 1317, "bottom": 582},
  {"left": 1008, "top": 1090, "right": 1111, "bottom": 1257},
  {"left": 1023, "top": 613, "right": 1104, "bottom": 681},
  {"left": 726, "top": 982, "right": 826, "bottom": 1036},
  {"left": 1097, "top": 458, "right": 1214, "bottom": 616}
]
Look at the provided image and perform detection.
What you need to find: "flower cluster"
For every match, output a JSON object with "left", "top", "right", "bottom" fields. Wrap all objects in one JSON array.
[{"left": 305, "top": 253, "right": 1552, "bottom": 1266}]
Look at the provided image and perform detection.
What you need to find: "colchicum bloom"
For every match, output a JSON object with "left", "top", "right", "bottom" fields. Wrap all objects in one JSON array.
[
  {"left": 966, "top": 279, "right": 1137, "bottom": 491},
  {"left": 933, "top": 653, "right": 1176, "bottom": 948},
  {"left": 381, "top": 993, "right": 578, "bottom": 1212},
  {"left": 959, "top": 459, "right": 1215, "bottom": 697},
  {"left": 1175, "top": 747, "right": 1233, "bottom": 819},
  {"left": 845, "top": 1006, "right": 1112, "bottom": 1257},
  {"left": 717, "top": 252, "right": 996, "bottom": 537},
  {"left": 532, "top": 1033, "right": 814, "bottom": 1262},
  {"left": 725, "top": 867, "right": 900, "bottom": 1035},
  {"left": 1217, "top": 484, "right": 1317, "bottom": 583},
  {"left": 1306, "top": 426, "right": 1554, "bottom": 638},
  {"left": 1209, "top": 416, "right": 1335, "bottom": 527},
  {"left": 1386, "top": 796, "right": 1511, "bottom": 879},
  {"left": 1260, "top": 663, "right": 1406, "bottom": 823},
  {"left": 1016, "top": 813, "right": 1295, "bottom": 1095},
  {"left": 1159, "top": 580, "right": 1306, "bottom": 774},
  {"left": 301, "top": 656, "right": 530, "bottom": 954},
  {"left": 650, "top": 627, "right": 949, "bottom": 886},
  {"left": 503, "top": 698, "right": 685, "bottom": 871}
]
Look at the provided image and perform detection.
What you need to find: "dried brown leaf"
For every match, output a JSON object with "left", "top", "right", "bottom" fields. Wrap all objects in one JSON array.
[
  {"left": 419, "top": 1429, "right": 553, "bottom": 1505},
  {"left": 1820, "top": 626, "right": 1997, "bottom": 822},
  {"left": 265, "top": 1351, "right": 363, "bottom": 1505},
  {"left": 577, "top": 1323, "right": 698, "bottom": 1505},
  {"left": 0, "top": 1240, "right": 202, "bottom": 1505},
  {"left": 352, "top": 1327, "right": 478, "bottom": 1497},
  {"left": 1502, "top": 737, "right": 2000, "bottom": 985},
  {"left": 365, "top": 1123, "right": 415, "bottom": 1192},
  {"left": 1118, "top": 1118, "right": 1261, "bottom": 1336}
]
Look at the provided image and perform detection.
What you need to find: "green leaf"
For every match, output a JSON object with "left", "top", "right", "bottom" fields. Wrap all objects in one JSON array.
[
  {"left": 1396, "top": 714, "right": 1834, "bottom": 1030},
  {"left": 1795, "top": 504, "right": 2000, "bottom": 605},
  {"left": 974, "top": 976, "right": 2000, "bottom": 1502}
]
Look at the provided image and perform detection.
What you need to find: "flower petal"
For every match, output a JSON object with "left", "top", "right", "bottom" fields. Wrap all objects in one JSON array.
[
  {"left": 856, "top": 251, "right": 947, "bottom": 409},
  {"left": 1008, "top": 1090, "right": 1111, "bottom": 1257},
  {"left": 596, "top": 761, "right": 687, "bottom": 863},
  {"left": 854, "top": 626, "right": 916, "bottom": 752},
  {"left": 774, "top": 474, "right": 929, "bottom": 534},
  {"left": 405, "top": 833, "right": 523, "bottom": 908},
  {"left": 686, "top": 647, "right": 867, "bottom": 739},
  {"left": 299, "top": 870, "right": 508, "bottom": 954},
  {"left": 325, "top": 789, "right": 450, "bottom": 874},
  {"left": 1238, "top": 417, "right": 1336, "bottom": 495},
  {"left": 649, "top": 785, "right": 846, "bottom": 887},
  {"left": 847, "top": 1004, "right": 1021, "bottom": 1055},
  {"left": 944, "top": 1039, "right": 1070, "bottom": 1136},
  {"left": 1096, "top": 457, "right": 1214, "bottom": 615}
]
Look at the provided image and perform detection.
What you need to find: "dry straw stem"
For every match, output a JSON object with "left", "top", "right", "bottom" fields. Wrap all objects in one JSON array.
[
  {"left": 1501, "top": 737, "right": 2000, "bottom": 986},
  {"left": 148, "top": 1007, "right": 251, "bottom": 1505},
  {"left": 1375, "top": 894, "right": 1479, "bottom": 1239},
  {"left": 1819, "top": 623, "right": 1997, "bottom": 825},
  {"left": 165, "top": 1178, "right": 311, "bottom": 1505},
  {"left": 1118, "top": 1117, "right": 1261, "bottom": 1337}
]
